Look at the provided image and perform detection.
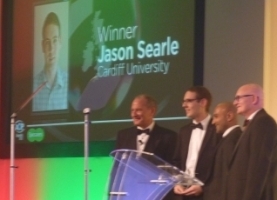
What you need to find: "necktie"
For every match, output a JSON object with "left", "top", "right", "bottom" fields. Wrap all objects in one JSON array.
[
  {"left": 242, "top": 119, "right": 250, "bottom": 131},
  {"left": 243, "top": 119, "right": 250, "bottom": 129},
  {"left": 191, "top": 123, "right": 203, "bottom": 130},
  {"left": 137, "top": 128, "right": 150, "bottom": 135}
]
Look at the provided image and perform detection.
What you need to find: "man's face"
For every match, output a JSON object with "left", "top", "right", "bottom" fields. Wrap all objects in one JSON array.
[
  {"left": 182, "top": 91, "right": 202, "bottom": 119},
  {"left": 233, "top": 86, "right": 254, "bottom": 116},
  {"left": 42, "top": 24, "right": 61, "bottom": 69},
  {"left": 131, "top": 98, "right": 155, "bottom": 128},
  {"left": 212, "top": 106, "right": 228, "bottom": 133}
]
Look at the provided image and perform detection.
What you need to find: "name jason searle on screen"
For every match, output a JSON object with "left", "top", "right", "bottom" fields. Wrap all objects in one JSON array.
[{"left": 97, "top": 37, "right": 179, "bottom": 63}]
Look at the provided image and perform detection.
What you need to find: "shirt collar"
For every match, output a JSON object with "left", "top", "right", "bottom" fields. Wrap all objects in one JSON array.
[
  {"left": 193, "top": 114, "right": 211, "bottom": 131},
  {"left": 43, "top": 68, "right": 64, "bottom": 88},
  {"left": 247, "top": 108, "right": 262, "bottom": 120},
  {"left": 222, "top": 125, "right": 240, "bottom": 138},
  {"left": 137, "top": 121, "right": 155, "bottom": 132}
]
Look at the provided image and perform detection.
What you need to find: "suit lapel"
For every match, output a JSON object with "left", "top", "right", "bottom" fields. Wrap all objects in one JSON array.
[
  {"left": 228, "top": 127, "right": 250, "bottom": 169},
  {"left": 144, "top": 124, "right": 161, "bottom": 153},
  {"left": 216, "top": 126, "right": 240, "bottom": 150},
  {"left": 128, "top": 127, "right": 138, "bottom": 150},
  {"left": 181, "top": 125, "right": 193, "bottom": 168},
  {"left": 230, "top": 129, "right": 245, "bottom": 162},
  {"left": 228, "top": 109, "right": 265, "bottom": 168},
  {"left": 198, "top": 119, "right": 215, "bottom": 157}
]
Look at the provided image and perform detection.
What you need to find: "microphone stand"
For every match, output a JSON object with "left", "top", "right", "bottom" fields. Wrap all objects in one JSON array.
[
  {"left": 9, "top": 113, "right": 17, "bottom": 200},
  {"left": 83, "top": 108, "right": 91, "bottom": 200},
  {"left": 10, "top": 82, "right": 46, "bottom": 200}
]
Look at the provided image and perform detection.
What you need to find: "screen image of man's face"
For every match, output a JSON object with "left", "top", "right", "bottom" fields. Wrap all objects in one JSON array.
[{"left": 42, "top": 23, "right": 61, "bottom": 70}]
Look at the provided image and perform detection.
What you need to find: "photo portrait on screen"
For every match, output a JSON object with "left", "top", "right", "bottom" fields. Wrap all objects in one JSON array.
[{"left": 33, "top": 2, "right": 69, "bottom": 112}]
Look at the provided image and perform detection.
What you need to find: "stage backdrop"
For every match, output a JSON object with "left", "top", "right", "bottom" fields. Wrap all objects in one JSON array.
[
  {"left": 3, "top": 0, "right": 204, "bottom": 158},
  {"left": 0, "top": 0, "right": 204, "bottom": 199}
]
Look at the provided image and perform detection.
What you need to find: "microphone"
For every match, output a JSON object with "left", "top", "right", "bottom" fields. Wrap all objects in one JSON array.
[{"left": 15, "top": 81, "right": 47, "bottom": 114}]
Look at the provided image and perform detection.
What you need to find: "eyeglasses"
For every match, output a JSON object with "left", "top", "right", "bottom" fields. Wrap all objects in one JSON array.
[
  {"left": 234, "top": 94, "right": 253, "bottom": 101},
  {"left": 182, "top": 98, "right": 200, "bottom": 104}
]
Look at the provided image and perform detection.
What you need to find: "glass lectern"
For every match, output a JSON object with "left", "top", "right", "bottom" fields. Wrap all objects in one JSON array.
[{"left": 108, "top": 149, "right": 203, "bottom": 200}]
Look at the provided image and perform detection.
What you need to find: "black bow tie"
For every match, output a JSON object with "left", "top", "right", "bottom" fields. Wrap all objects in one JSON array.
[
  {"left": 191, "top": 123, "right": 203, "bottom": 130},
  {"left": 137, "top": 128, "right": 150, "bottom": 135}
]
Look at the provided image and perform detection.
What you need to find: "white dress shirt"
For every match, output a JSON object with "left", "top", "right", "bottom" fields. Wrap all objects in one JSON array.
[
  {"left": 247, "top": 109, "right": 261, "bottom": 121},
  {"left": 185, "top": 115, "right": 211, "bottom": 177},
  {"left": 222, "top": 125, "right": 240, "bottom": 138},
  {"left": 136, "top": 122, "right": 155, "bottom": 151}
]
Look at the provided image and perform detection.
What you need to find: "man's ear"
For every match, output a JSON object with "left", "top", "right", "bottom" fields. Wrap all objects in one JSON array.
[
  {"left": 151, "top": 107, "right": 157, "bottom": 117},
  {"left": 252, "top": 95, "right": 259, "bottom": 105},
  {"left": 226, "top": 112, "right": 233, "bottom": 122},
  {"left": 200, "top": 98, "right": 207, "bottom": 109}
]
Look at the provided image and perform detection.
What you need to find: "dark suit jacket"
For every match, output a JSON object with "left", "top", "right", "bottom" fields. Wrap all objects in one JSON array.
[
  {"left": 115, "top": 123, "right": 178, "bottom": 200},
  {"left": 226, "top": 109, "right": 277, "bottom": 200},
  {"left": 174, "top": 119, "right": 219, "bottom": 200},
  {"left": 116, "top": 123, "right": 177, "bottom": 164},
  {"left": 204, "top": 126, "right": 242, "bottom": 200}
]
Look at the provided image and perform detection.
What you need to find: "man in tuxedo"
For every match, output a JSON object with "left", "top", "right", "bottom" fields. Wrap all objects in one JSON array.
[
  {"left": 114, "top": 94, "right": 178, "bottom": 200},
  {"left": 174, "top": 86, "right": 219, "bottom": 200},
  {"left": 226, "top": 83, "right": 277, "bottom": 200},
  {"left": 115, "top": 94, "right": 177, "bottom": 163},
  {"left": 204, "top": 102, "right": 242, "bottom": 200}
]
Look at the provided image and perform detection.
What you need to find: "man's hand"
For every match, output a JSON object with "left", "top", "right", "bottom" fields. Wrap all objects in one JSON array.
[
  {"left": 182, "top": 185, "right": 203, "bottom": 196},
  {"left": 173, "top": 184, "right": 186, "bottom": 194},
  {"left": 174, "top": 184, "right": 203, "bottom": 196}
]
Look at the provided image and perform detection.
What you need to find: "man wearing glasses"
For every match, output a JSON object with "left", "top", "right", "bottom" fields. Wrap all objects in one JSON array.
[
  {"left": 174, "top": 86, "right": 219, "bottom": 200},
  {"left": 226, "top": 83, "right": 277, "bottom": 200}
]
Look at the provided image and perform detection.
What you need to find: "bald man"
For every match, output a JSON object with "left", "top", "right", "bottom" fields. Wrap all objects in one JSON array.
[
  {"left": 204, "top": 102, "right": 242, "bottom": 200},
  {"left": 226, "top": 83, "right": 277, "bottom": 200}
]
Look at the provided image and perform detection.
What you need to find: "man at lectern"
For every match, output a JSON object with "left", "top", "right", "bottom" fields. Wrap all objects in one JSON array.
[
  {"left": 116, "top": 94, "right": 177, "bottom": 164},
  {"left": 173, "top": 86, "right": 219, "bottom": 200},
  {"left": 115, "top": 94, "right": 178, "bottom": 200}
]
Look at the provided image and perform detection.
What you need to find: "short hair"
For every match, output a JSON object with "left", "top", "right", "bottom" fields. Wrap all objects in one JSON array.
[
  {"left": 187, "top": 86, "right": 212, "bottom": 112},
  {"left": 134, "top": 94, "right": 157, "bottom": 110},
  {"left": 42, "top": 12, "right": 61, "bottom": 38},
  {"left": 216, "top": 102, "right": 237, "bottom": 114}
]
